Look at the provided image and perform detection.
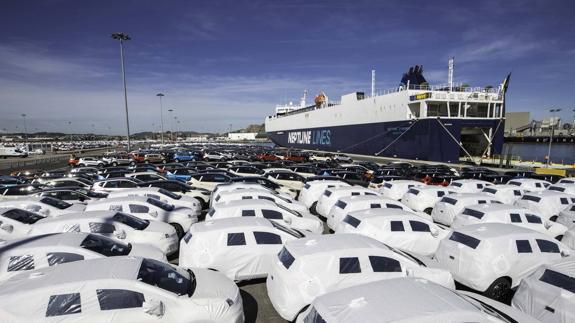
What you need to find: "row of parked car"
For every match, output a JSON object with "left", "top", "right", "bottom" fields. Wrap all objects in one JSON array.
[{"left": 0, "top": 149, "right": 574, "bottom": 322}]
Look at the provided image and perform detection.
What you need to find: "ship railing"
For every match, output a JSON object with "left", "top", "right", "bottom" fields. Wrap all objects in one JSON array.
[
  {"left": 268, "top": 101, "right": 342, "bottom": 119},
  {"left": 368, "top": 83, "right": 502, "bottom": 98}
]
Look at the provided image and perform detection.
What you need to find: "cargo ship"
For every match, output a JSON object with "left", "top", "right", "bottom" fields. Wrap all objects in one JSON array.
[{"left": 265, "top": 61, "right": 510, "bottom": 163}]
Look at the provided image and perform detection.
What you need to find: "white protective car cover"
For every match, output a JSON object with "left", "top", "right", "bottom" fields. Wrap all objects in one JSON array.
[
  {"left": 213, "top": 188, "right": 308, "bottom": 214},
  {"left": 400, "top": 186, "right": 454, "bottom": 213},
  {"left": 179, "top": 217, "right": 304, "bottom": 281},
  {"left": 448, "top": 179, "right": 493, "bottom": 193},
  {"left": 0, "top": 256, "right": 244, "bottom": 323},
  {"left": 431, "top": 193, "right": 501, "bottom": 226},
  {"left": 107, "top": 188, "right": 202, "bottom": 213},
  {"left": 482, "top": 184, "right": 525, "bottom": 204},
  {"left": 298, "top": 180, "right": 350, "bottom": 209},
  {"left": 515, "top": 191, "right": 575, "bottom": 220},
  {"left": 297, "top": 278, "right": 540, "bottom": 323},
  {"left": 316, "top": 186, "right": 380, "bottom": 217},
  {"left": 560, "top": 226, "right": 575, "bottom": 250},
  {"left": 335, "top": 208, "right": 447, "bottom": 256},
  {"left": 557, "top": 205, "right": 575, "bottom": 229},
  {"left": 378, "top": 180, "right": 426, "bottom": 201},
  {"left": 512, "top": 258, "right": 575, "bottom": 323}
]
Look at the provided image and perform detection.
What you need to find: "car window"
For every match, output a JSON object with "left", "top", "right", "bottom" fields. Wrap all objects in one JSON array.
[
  {"left": 369, "top": 255, "right": 402, "bottom": 272},
  {"left": 112, "top": 212, "right": 149, "bottom": 230},
  {"left": 323, "top": 190, "right": 332, "bottom": 197},
  {"left": 516, "top": 240, "right": 532, "bottom": 253},
  {"left": 339, "top": 257, "right": 361, "bottom": 274},
  {"left": 47, "top": 252, "right": 84, "bottom": 266},
  {"left": 242, "top": 210, "right": 255, "bottom": 217},
  {"left": 386, "top": 203, "right": 403, "bottom": 209},
  {"left": 97, "top": 289, "right": 145, "bottom": 311},
  {"left": 303, "top": 307, "right": 326, "bottom": 323},
  {"left": 409, "top": 220, "right": 431, "bottom": 232},
  {"left": 537, "top": 239, "right": 560, "bottom": 253},
  {"left": 509, "top": 213, "right": 522, "bottom": 223},
  {"left": 253, "top": 231, "right": 282, "bottom": 245},
  {"left": 351, "top": 192, "right": 360, "bottom": 196},
  {"left": 2, "top": 208, "right": 45, "bottom": 224},
  {"left": 525, "top": 214, "right": 542, "bottom": 224},
  {"left": 278, "top": 247, "right": 295, "bottom": 269},
  {"left": 521, "top": 195, "right": 541, "bottom": 203},
  {"left": 441, "top": 197, "right": 458, "bottom": 205},
  {"left": 539, "top": 269, "right": 575, "bottom": 294},
  {"left": 449, "top": 231, "right": 480, "bottom": 249},
  {"left": 137, "top": 258, "right": 193, "bottom": 296},
  {"left": 262, "top": 209, "right": 283, "bottom": 220},
  {"left": 390, "top": 221, "right": 405, "bottom": 232},
  {"left": 462, "top": 208, "right": 484, "bottom": 219},
  {"left": 560, "top": 198, "right": 569, "bottom": 205},
  {"left": 146, "top": 198, "right": 174, "bottom": 211},
  {"left": 80, "top": 234, "right": 131, "bottom": 256},
  {"left": 270, "top": 221, "right": 304, "bottom": 238},
  {"left": 129, "top": 204, "right": 149, "bottom": 213},
  {"left": 7, "top": 255, "right": 34, "bottom": 271},
  {"left": 89, "top": 222, "right": 116, "bottom": 234},
  {"left": 241, "top": 196, "right": 253, "bottom": 200},
  {"left": 343, "top": 215, "right": 361, "bottom": 228},
  {"left": 40, "top": 197, "right": 72, "bottom": 209},
  {"left": 227, "top": 232, "right": 246, "bottom": 246},
  {"left": 46, "top": 293, "right": 81, "bottom": 317},
  {"left": 370, "top": 203, "right": 381, "bottom": 208},
  {"left": 335, "top": 200, "right": 347, "bottom": 209},
  {"left": 437, "top": 191, "right": 446, "bottom": 197}
]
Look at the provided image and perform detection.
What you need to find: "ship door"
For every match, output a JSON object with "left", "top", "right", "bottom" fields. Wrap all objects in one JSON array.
[{"left": 460, "top": 127, "right": 491, "bottom": 157}]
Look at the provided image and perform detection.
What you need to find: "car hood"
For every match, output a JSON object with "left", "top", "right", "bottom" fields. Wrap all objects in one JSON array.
[
  {"left": 191, "top": 268, "right": 239, "bottom": 302},
  {"left": 129, "top": 243, "right": 167, "bottom": 262}
]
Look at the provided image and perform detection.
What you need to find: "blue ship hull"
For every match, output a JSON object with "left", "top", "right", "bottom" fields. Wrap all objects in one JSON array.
[{"left": 266, "top": 118, "right": 504, "bottom": 163}]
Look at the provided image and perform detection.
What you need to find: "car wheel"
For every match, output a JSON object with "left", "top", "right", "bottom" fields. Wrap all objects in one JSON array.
[
  {"left": 78, "top": 164, "right": 85, "bottom": 167},
  {"left": 310, "top": 201, "right": 318, "bottom": 215},
  {"left": 129, "top": 161, "right": 135, "bottom": 166},
  {"left": 550, "top": 216, "right": 558, "bottom": 222},
  {"left": 144, "top": 160, "right": 149, "bottom": 164},
  {"left": 174, "top": 159, "right": 179, "bottom": 163},
  {"left": 424, "top": 207, "right": 433, "bottom": 215},
  {"left": 484, "top": 277, "right": 511, "bottom": 302},
  {"left": 170, "top": 223, "right": 185, "bottom": 240},
  {"left": 162, "top": 159, "right": 167, "bottom": 164},
  {"left": 112, "top": 162, "right": 118, "bottom": 166}
]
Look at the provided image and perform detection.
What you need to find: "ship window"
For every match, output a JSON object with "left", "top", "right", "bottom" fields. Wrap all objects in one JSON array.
[{"left": 427, "top": 102, "right": 448, "bottom": 117}]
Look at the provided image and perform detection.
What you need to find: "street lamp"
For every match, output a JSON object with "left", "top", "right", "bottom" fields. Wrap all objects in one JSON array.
[
  {"left": 156, "top": 93, "right": 165, "bottom": 146},
  {"left": 547, "top": 108, "right": 562, "bottom": 166},
  {"left": 167, "top": 109, "right": 174, "bottom": 142},
  {"left": 21, "top": 114, "right": 28, "bottom": 150},
  {"left": 111, "top": 32, "right": 132, "bottom": 152}
]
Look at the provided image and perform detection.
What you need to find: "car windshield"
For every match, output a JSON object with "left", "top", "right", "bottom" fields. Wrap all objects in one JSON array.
[
  {"left": 146, "top": 197, "right": 175, "bottom": 211},
  {"left": 137, "top": 258, "right": 195, "bottom": 297},
  {"left": 271, "top": 221, "right": 304, "bottom": 238},
  {"left": 112, "top": 212, "right": 149, "bottom": 230},
  {"left": 40, "top": 197, "right": 72, "bottom": 209},
  {"left": 461, "top": 294, "right": 516, "bottom": 323},
  {"left": 80, "top": 234, "right": 132, "bottom": 256},
  {"left": 2, "top": 208, "right": 45, "bottom": 224},
  {"left": 158, "top": 188, "right": 181, "bottom": 200},
  {"left": 276, "top": 204, "right": 302, "bottom": 217}
]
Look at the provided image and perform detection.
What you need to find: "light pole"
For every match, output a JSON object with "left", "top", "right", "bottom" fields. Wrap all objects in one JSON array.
[
  {"left": 547, "top": 108, "right": 562, "bottom": 166},
  {"left": 156, "top": 93, "right": 165, "bottom": 146},
  {"left": 21, "top": 114, "right": 28, "bottom": 150},
  {"left": 175, "top": 117, "right": 180, "bottom": 142},
  {"left": 111, "top": 32, "right": 132, "bottom": 152},
  {"left": 167, "top": 109, "right": 174, "bottom": 142}
]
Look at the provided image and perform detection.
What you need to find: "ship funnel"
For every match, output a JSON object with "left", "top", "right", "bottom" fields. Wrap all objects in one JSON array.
[
  {"left": 371, "top": 70, "right": 376, "bottom": 97},
  {"left": 448, "top": 57, "right": 454, "bottom": 91}
]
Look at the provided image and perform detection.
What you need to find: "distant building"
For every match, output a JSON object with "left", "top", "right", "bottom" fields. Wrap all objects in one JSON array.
[
  {"left": 505, "top": 112, "right": 530, "bottom": 134},
  {"left": 228, "top": 132, "right": 257, "bottom": 141}
]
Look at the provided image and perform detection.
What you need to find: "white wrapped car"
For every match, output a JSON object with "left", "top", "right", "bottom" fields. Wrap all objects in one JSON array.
[
  {"left": 515, "top": 191, "right": 575, "bottom": 221},
  {"left": 431, "top": 193, "right": 501, "bottom": 226},
  {"left": 452, "top": 203, "right": 567, "bottom": 239},
  {"left": 512, "top": 258, "right": 575, "bottom": 323},
  {"left": 400, "top": 186, "right": 454, "bottom": 214},
  {"left": 297, "top": 277, "right": 539, "bottom": 323},
  {"left": 298, "top": 179, "right": 350, "bottom": 209},
  {"left": 212, "top": 188, "right": 308, "bottom": 214},
  {"left": 179, "top": 217, "right": 306, "bottom": 281},
  {"left": 208, "top": 199, "right": 323, "bottom": 234},
  {"left": 508, "top": 178, "right": 551, "bottom": 192},
  {"left": 435, "top": 223, "right": 570, "bottom": 301},
  {"left": 0, "top": 257, "right": 244, "bottom": 323},
  {"left": 0, "top": 197, "right": 85, "bottom": 218},
  {"left": 107, "top": 187, "right": 202, "bottom": 214},
  {"left": 548, "top": 183, "right": 575, "bottom": 196},
  {"left": 315, "top": 186, "right": 380, "bottom": 218},
  {"left": 0, "top": 207, "right": 47, "bottom": 240},
  {"left": 557, "top": 205, "right": 575, "bottom": 229},
  {"left": 335, "top": 208, "right": 448, "bottom": 256},
  {"left": 378, "top": 180, "right": 426, "bottom": 200},
  {"left": 29, "top": 211, "right": 179, "bottom": 256},
  {"left": 448, "top": 179, "right": 494, "bottom": 193},
  {"left": 481, "top": 184, "right": 525, "bottom": 204},
  {"left": 266, "top": 234, "right": 454, "bottom": 320},
  {"left": 326, "top": 195, "right": 415, "bottom": 230},
  {"left": 85, "top": 196, "right": 197, "bottom": 238},
  {"left": 0, "top": 232, "right": 166, "bottom": 279}
]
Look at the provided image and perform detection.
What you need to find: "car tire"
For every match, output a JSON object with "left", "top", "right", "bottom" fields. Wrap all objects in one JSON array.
[
  {"left": 550, "top": 215, "right": 558, "bottom": 222},
  {"left": 144, "top": 160, "right": 149, "bottom": 164},
  {"left": 162, "top": 159, "right": 167, "bottom": 164},
  {"left": 129, "top": 161, "right": 135, "bottom": 166},
  {"left": 170, "top": 223, "right": 185, "bottom": 240},
  {"left": 112, "top": 162, "right": 118, "bottom": 166},
  {"left": 174, "top": 159, "right": 179, "bottom": 163},
  {"left": 484, "top": 277, "right": 511, "bottom": 302}
]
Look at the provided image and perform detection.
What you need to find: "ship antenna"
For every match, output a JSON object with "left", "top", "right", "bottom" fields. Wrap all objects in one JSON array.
[
  {"left": 371, "top": 69, "right": 376, "bottom": 97},
  {"left": 448, "top": 57, "right": 454, "bottom": 92}
]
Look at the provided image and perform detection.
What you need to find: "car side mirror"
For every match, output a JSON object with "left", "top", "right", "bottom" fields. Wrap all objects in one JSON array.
[
  {"left": 1, "top": 224, "right": 13, "bottom": 233},
  {"left": 405, "top": 268, "right": 414, "bottom": 277},
  {"left": 284, "top": 217, "right": 292, "bottom": 225},
  {"left": 114, "top": 229, "right": 126, "bottom": 239},
  {"left": 143, "top": 299, "right": 165, "bottom": 317},
  {"left": 430, "top": 228, "right": 440, "bottom": 237},
  {"left": 150, "top": 211, "right": 158, "bottom": 218},
  {"left": 561, "top": 249, "right": 570, "bottom": 258}
]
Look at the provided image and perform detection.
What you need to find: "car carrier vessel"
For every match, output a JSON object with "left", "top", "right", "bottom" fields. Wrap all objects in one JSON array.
[{"left": 265, "top": 61, "right": 510, "bottom": 163}]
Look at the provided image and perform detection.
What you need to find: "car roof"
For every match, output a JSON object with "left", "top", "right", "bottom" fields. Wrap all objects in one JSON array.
[
  {"left": 0, "top": 232, "right": 89, "bottom": 250},
  {"left": 285, "top": 234, "right": 387, "bottom": 258},
  {"left": 88, "top": 196, "right": 150, "bottom": 204},
  {"left": 337, "top": 195, "right": 391, "bottom": 203},
  {"left": 33, "top": 210, "right": 119, "bottom": 223},
  {"left": 215, "top": 199, "right": 276, "bottom": 208},
  {"left": 453, "top": 223, "right": 548, "bottom": 240},
  {"left": 0, "top": 257, "right": 143, "bottom": 296},
  {"left": 348, "top": 208, "right": 417, "bottom": 220},
  {"left": 464, "top": 203, "right": 529, "bottom": 213}
]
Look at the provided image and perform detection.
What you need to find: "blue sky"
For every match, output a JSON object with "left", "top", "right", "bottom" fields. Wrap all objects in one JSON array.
[{"left": 1, "top": 0, "right": 574, "bottom": 134}]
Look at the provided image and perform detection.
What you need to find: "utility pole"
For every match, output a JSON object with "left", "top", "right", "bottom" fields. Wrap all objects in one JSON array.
[{"left": 111, "top": 32, "right": 132, "bottom": 152}]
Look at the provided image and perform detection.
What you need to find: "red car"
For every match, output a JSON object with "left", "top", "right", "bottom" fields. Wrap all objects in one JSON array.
[
  {"left": 68, "top": 155, "right": 79, "bottom": 166},
  {"left": 257, "top": 153, "right": 281, "bottom": 161}
]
